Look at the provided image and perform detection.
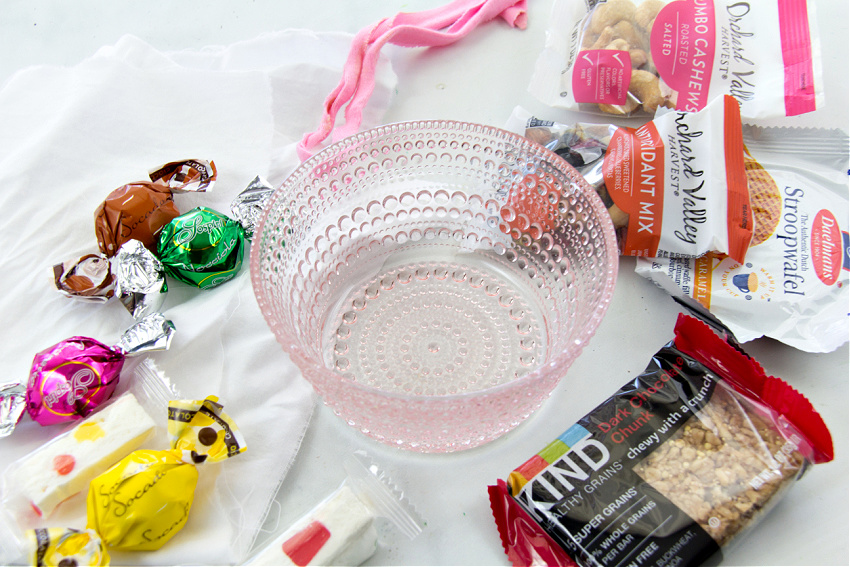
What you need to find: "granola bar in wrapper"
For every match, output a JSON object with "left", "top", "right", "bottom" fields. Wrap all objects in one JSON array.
[{"left": 489, "top": 315, "right": 832, "bottom": 567}]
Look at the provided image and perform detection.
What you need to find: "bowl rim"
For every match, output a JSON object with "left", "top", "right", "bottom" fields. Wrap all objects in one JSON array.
[{"left": 250, "top": 119, "right": 619, "bottom": 403}]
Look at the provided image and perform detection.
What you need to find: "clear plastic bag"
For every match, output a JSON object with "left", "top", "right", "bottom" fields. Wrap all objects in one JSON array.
[{"left": 245, "top": 452, "right": 422, "bottom": 566}]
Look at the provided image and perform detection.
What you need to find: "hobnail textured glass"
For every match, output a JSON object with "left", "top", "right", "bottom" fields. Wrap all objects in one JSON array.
[{"left": 251, "top": 120, "right": 618, "bottom": 452}]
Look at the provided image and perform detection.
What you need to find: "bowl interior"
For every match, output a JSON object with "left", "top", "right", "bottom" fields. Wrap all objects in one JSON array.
[{"left": 251, "top": 120, "right": 618, "bottom": 451}]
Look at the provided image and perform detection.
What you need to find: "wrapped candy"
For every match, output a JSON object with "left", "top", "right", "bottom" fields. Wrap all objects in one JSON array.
[
  {"left": 246, "top": 453, "right": 422, "bottom": 566},
  {"left": 156, "top": 176, "right": 275, "bottom": 290},
  {"left": 25, "top": 528, "right": 110, "bottom": 567},
  {"left": 53, "top": 253, "right": 115, "bottom": 302},
  {"left": 156, "top": 207, "right": 246, "bottom": 289},
  {"left": 86, "top": 396, "right": 245, "bottom": 551},
  {"left": 0, "top": 313, "right": 175, "bottom": 438},
  {"left": 53, "top": 240, "right": 168, "bottom": 319},
  {"left": 112, "top": 240, "right": 168, "bottom": 318},
  {"left": 230, "top": 175, "right": 275, "bottom": 240},
  {"left": 94, "top": 159, "right": 216, "bottom": 257}
]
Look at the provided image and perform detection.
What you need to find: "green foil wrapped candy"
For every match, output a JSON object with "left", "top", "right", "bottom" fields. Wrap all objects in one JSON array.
[{"left": 157, "top": 206, "right": 244, "bottom": 289}]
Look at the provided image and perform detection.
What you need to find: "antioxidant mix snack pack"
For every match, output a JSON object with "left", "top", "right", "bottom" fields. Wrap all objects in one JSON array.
[
  {"left": 530, "top": 0, "right": 823, "bottom": 118},
  {"left": 489, "top": 315, "right": 833, "bottom": 567},
  {"left": 507, "top": 97, "right": 752, "bottom": 261}
]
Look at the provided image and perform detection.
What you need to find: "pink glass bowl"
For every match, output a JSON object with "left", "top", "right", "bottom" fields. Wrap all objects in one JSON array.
[{"left": 251, "top": 121, "right": 618, "bottom": 452}]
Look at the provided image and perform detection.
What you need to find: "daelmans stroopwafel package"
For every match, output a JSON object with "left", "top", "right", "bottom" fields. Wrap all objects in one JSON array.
[
  {"left": 489, "top": 315, "right": 833, "bottom": 567},
  {"left": 636, "top": 126, "right": 849, "bottom": 352}
]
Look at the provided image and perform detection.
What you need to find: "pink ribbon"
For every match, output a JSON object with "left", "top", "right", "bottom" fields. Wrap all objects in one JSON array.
[{"left": 297, "top": 0, "right": 528, "bottom": 161}]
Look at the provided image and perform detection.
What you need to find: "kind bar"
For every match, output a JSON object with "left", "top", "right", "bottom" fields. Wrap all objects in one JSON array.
[
  {"left": 636, "top": 126, "right": 849, "bottom": 353},
  {"left": 507, "top": 97, "right": 752, "bottom": 262},
  {"left": 86, "top": 396, "right": 245, "bottom": 551},
  {"left": 529, "top": 0, "right": 823, "bottom": 119},
  {"left": 247, "top": 453, "right": 422, "bottom": 566},
  {"left": 489, "top": 315, "right": 832, "bottom": 567},
  {"left": 94, "top": 159, "right": 216, "bottom": 257},
  {"left": 4, "top": 393, "right": 156, "bottom": 518}
]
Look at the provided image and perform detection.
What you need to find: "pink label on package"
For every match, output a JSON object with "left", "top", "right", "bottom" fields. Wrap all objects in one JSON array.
[
  {"left": 651, "top": 0, "right": 717, "bottom": 112},
  {"left": 778, "top": 0, "right": 817, "bottom": 115},
  {"left": 571, "top": 50, "right": 631, "bottom": 105}
]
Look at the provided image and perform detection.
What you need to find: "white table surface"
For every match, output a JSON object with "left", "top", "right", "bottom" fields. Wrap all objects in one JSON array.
[{"left": 1, "top": 1, "right": 847, "bottom": 566}]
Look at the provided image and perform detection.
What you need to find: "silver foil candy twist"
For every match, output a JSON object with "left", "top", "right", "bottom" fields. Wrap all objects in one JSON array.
[{"left": 114, "top": 240, "right": 168, "bottom": 319}]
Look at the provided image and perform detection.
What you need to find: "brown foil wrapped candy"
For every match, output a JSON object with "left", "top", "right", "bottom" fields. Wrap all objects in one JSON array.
[
  {"left": 94, "top": 159, "right": 216, "bottom": 257},
  {"left": 53, "top": 253, "right": 115, "bottom": 302},
  {"left": 52, "top": 240, "right": 167, "bottom": 320}
]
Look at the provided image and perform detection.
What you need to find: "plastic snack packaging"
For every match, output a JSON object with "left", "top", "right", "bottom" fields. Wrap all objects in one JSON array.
[
  {"left": 86, "top": 395, "right": 245, "bottom": 551},
  {"left": 529, "top": 0, "right": 823, "bottom": 119},
  {"left": 0, "top": 313, "right": 175, "bottom": 438},
  {"left": 0, "top": 360, "right": 176, "bottom": 564},
  {"left": 636, "top": 126, "right": 849, "bottom": 352},
  {"left": 507, "top": 97, "right": 752, "bottom": 261},
  {"left": 94, "top": 159, "right": 216, "bottom": 257},
  {"left": 489, "top": 314, "right": 833, "bottom": 567},
  {"left": 245, "top": 452, "right": 422, "bottom": 566}
]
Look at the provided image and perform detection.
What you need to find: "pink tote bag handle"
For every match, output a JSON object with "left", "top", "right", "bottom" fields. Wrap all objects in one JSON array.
[{"left": 297, "top": 0, "right": 527, "bottom": 161}]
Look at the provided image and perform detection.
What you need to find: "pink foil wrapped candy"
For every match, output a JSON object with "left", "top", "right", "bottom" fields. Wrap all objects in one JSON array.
[{"left": 0, "top": 313, "right": 175, "bottom": 438}]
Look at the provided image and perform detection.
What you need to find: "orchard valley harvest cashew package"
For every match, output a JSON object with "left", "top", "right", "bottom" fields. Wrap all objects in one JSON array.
[{"left": 530, "top": 0, "right": 823, "bottom": 119}]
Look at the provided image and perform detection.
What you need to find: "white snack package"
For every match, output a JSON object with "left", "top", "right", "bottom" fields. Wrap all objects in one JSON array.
[
  {"left": 636, "top": 126, "right": 849, "bottom": 352},
  {"left": 8, "top": 393, "right": 155, "bottom": 519},
  {"left": 530, "top": 0, "right": 824, "bottom": 119},
  {"left": 245, "top": 453, "right": 422, "bottom": 566}
]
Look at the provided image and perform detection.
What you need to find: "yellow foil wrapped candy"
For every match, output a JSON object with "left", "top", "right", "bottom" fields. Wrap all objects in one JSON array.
[
  {"left": 86, "top": 396, "right": 245, "bottom": 551},
  {"left": 26, "top": 527, "right": 110, "bottom": 567}
]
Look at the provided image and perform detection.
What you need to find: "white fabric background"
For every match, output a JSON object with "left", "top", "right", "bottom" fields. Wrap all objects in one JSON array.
[{"left": 0, "top": 30, "right": 396, "bottom": 565}]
